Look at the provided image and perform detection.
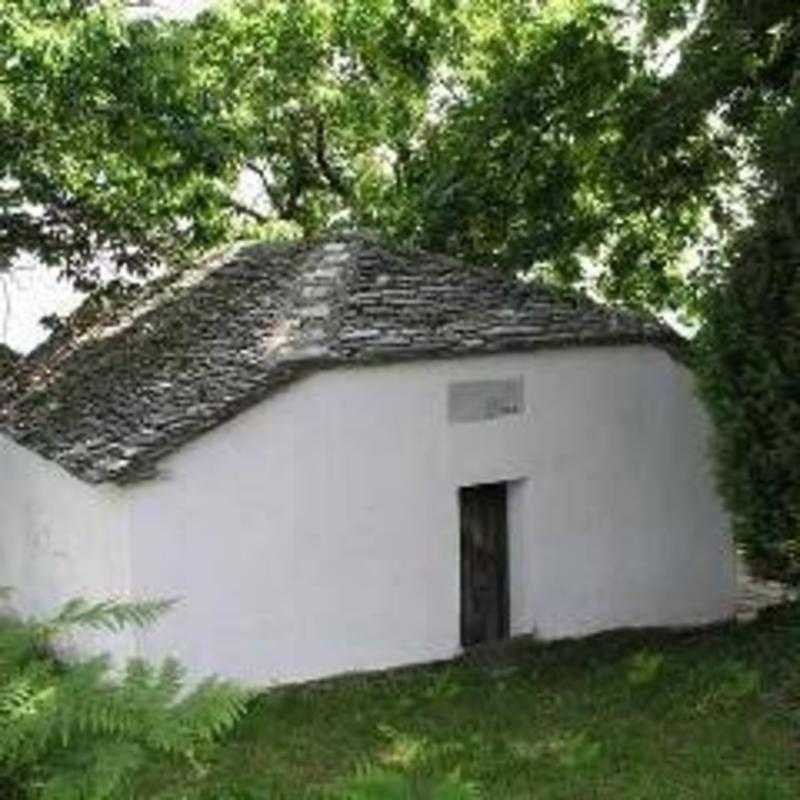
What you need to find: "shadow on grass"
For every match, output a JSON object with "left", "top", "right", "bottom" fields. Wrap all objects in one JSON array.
[{"left": 138, "top": 602, "right": 800, "bottom": 800}]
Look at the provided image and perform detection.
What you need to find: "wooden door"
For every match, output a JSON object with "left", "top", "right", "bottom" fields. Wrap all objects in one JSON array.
[{"left": 460, "top": 482, "right": 509, "bottom": 647}]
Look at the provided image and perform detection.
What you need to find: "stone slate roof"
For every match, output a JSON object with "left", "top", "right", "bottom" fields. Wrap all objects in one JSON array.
[{"left": 0, "top": 235, "right": 682, "bottom": 485}]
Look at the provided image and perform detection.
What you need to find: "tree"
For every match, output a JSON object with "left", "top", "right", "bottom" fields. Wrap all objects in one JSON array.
[
  {"left": 380, "top": 0, "right": 800, "bottom": 311},
  {"left": 184, "top": 0, "right": 467, "bottom": 234},
  {"left": 178, "top": 0, "right": 699, "bottom": 311},
  {"left": 1, "top": 0, "right": 467, "bottom": 287},
  {"left": 5, "top": 1, "right": 798, "bottom": 302},
  {"left": 1, "top": 0, "right": 244, "bottom": 289},
  {"left": 633, "top": 0, "right": 800, "bottom": 580},
  {"left": 695, "top": 189, "right": 800, "bottom": 582},
  {"left": 380, "top": 2, "right": 654, "bottom": 296}
]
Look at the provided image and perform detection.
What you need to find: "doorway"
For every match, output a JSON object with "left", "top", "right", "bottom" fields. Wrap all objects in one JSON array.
[{"left": 460, "top": 482, "right": 510, "bottom": 647}]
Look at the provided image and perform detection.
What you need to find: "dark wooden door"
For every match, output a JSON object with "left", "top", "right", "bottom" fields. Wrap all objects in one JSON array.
[{"left": 460, "top": 482, "right": 509, "bottom": 647}]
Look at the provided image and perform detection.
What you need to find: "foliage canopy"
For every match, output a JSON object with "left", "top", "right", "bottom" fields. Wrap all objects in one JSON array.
[{"left": 2, "top": 1, "right": 796, "bottom": 306}]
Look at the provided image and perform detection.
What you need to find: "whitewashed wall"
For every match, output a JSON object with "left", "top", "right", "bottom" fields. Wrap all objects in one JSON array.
[
  {"left": 0, "top": 438, "right": 135, "bottom": 658},
  {"left": 117, "top": 344, "right": 736, "bottom": 685}
]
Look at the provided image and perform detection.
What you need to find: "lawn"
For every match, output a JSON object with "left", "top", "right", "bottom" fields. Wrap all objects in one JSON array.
[{"left": 139, "top": 605, "right": 800, "bottom": 799}]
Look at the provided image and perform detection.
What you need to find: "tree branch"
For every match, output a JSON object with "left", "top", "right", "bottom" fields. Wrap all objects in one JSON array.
[
  {"left": 314, "top": 117, "right": 348, "bottom": 198},
  {"left": 226, "top": 198, "right": 269, "bottom": 223}
]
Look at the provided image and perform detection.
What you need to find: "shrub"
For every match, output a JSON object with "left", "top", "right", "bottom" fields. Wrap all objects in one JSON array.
[
  {"left": 694, "top": 194, "right": 800, "bottom": 582},
  {"left": 0, "top": 593, "right": 250, "bottom": 799}
]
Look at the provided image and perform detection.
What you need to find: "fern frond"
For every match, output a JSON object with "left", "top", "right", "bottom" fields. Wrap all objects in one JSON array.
[
  {"left": 149, "top": 677, "right": 252, "bottom": 755},
  {"left": 0, "top": 672, "right": 56, "bottom": 721},
  {"left": 0, "top": 616, "right": 40, "bottom": 674},
  {"left": 37, "top": 598, "right": 178, "bottom": 642},
  {"left": 39, "top": 741, "right": 145, "bottom": 800},
  {"left": 0, "top": 596, "right": 249, "bottom": 798}
]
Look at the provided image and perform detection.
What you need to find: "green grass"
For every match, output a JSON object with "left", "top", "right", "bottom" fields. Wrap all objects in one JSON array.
[{"left": 138, "top": 605, "right": 800, "bottom": 799}]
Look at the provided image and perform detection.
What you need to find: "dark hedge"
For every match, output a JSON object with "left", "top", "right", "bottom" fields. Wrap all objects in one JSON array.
[{"left": 695, "top": 196, "right": 800, "bottom": 582}]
